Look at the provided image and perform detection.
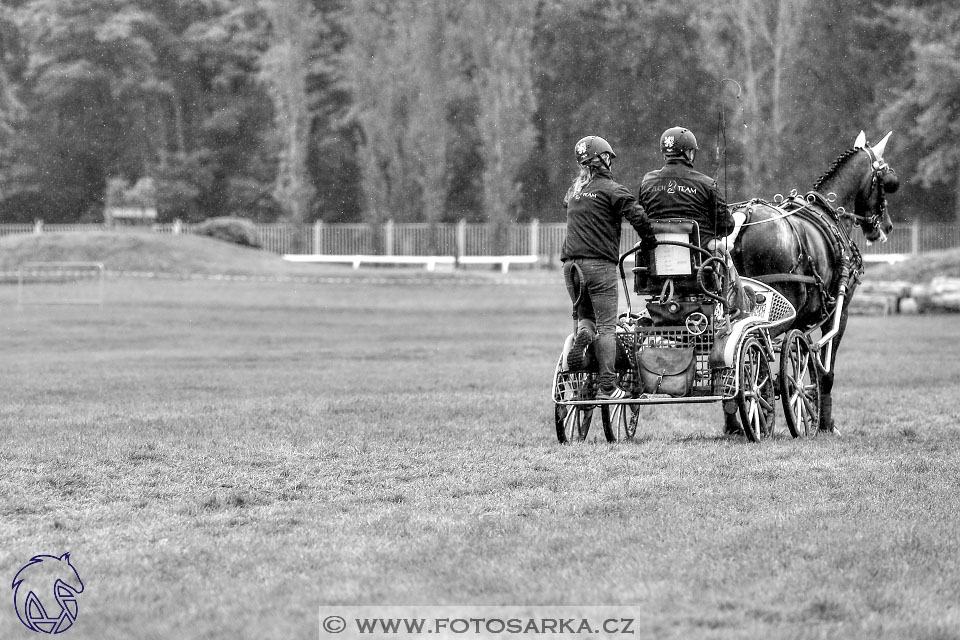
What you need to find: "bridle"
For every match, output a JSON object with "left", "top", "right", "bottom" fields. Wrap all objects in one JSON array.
[{"left": 840, "top": 146, "right": 893, "bottom": 239}]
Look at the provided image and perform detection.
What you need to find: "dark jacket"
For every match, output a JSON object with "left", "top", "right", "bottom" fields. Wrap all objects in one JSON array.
[
  {"left": 638, "top": 159, "right": 733, "bottom": 242},
  {"left": 561, "top": 168, "right": 657, "bottom": 263}
]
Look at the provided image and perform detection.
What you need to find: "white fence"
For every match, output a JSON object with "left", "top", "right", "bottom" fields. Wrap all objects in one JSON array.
[{"left": 1, "top": 219, "right": 958, "bottom": 261}]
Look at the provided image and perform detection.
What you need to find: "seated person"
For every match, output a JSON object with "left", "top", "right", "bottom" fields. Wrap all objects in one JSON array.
[
  {"left": 638, "top": 126, "right": 733, "bottom": 246},
  {"left": 637, "top": 126, "right": 751, "bottom": 313}
]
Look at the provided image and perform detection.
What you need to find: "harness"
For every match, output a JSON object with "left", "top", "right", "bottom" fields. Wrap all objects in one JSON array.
[
  {"left": 732, "top": 143, "right": 895, "bottom": 330},
  {"left": 735, "top": 191, "right": 863, "bottom": 327}
]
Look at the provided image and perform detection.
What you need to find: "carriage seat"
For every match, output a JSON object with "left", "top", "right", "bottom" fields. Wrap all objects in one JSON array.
[{"left": 633, "top": 219, "right": 704, "bottom": 296}]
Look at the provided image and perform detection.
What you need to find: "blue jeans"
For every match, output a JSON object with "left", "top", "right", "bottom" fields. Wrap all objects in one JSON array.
[{"left": 563, "top": 258, "right": 619, "bottom": 391}]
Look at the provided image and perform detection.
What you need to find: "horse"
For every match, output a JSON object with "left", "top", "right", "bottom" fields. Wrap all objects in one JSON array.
[{"left": 728, "top": 130, "right": 900, "bottom": 435}]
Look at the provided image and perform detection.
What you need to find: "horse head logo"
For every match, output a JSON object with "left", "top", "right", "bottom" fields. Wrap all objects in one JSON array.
[{"left": 12, "top": 553, "right": 84, "bottom": 634}]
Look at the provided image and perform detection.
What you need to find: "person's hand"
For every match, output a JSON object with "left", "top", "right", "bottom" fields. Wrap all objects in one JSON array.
[{"left": 708, "top": 235, "right": 732, "bottom": 252}]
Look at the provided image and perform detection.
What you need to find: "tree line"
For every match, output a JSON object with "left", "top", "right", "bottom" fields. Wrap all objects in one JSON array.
[{"left": 0, "top": 0, "right": 956, "bottom": 230}]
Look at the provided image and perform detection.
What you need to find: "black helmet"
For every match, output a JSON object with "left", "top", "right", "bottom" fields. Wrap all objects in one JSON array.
[
  {"left": 660, "top": 126, "right": 698, "bottom": 161},
  {"left": 575, "top": 136, "right": 616, "bottom": 167}
]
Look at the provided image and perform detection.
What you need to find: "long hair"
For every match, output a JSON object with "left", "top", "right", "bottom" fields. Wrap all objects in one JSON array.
[{"left": 563, "top": 163, "right": 601, "bottom": 206}]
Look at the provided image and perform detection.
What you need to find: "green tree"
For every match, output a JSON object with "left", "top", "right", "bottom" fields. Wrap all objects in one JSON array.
[
  {"left": 9, "top": 0, "right": 162, "bottom": 219},
  {"left": 0, "top": 5, "right": 23, "bottom": 141},
  {"left": 340, "top": 0, "right": 415, "bottom": 224},
  {"left": 160, "top": 1, "right": 275, "bottom": 221},
  {"left": 0, "top": 5, "right": 25, "bottom": 202},
  {"left": 4, "top": 0, "right": 278, "bottom": 222},
  {"left": 695, "top": 0, "right": 812, "bottom": 195},
  {"left": 463, "top": 0, "right": 538, "bottom": 250},
  {"left": 341, "top": 0, "right": 469, "bottom": 229},
  {"left": 529, "top": 0, "right": 716, "bottom": 220},
  {"left": 878, "top": 1, "right": 960, "bottom": 223},
  {"left": 257, "top": 0, "right": 325, "bottom": 224}
]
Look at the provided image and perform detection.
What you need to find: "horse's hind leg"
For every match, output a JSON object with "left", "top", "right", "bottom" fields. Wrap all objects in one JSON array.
[{"left": 723, "top": 403, "right": 742, "bottom": 435}]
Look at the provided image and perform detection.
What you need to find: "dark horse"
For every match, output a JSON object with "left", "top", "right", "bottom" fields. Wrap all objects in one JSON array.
[{"left": 729, "top": 130, "right": 900, "bottom": 434}]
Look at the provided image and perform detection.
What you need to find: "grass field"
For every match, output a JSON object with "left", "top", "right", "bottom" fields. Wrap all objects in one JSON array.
[{"left": 1, "top": 269, "right": 960, "bottom": 640}]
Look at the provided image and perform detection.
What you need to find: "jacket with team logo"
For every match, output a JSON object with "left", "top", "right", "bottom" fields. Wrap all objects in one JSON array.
[
  {"left": 637, "top": 159, "right": 733, "bottom": 242},
  {"left": 561, "top": 168, "right": 656, "bottom": 263}
]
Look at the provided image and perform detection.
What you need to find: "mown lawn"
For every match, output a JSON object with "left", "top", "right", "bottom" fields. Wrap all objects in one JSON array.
[{"left": 1, "top": 275, "right": 959, "bottom": 640}]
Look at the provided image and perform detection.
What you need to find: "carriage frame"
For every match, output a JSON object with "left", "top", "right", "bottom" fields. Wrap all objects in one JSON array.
[{"left": 552, "top": 219, "right": 814, "bottom": 443}]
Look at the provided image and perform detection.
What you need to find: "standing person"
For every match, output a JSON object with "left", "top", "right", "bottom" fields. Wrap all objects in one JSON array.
[{"left": 561, "top": 135, "right": 657, "bottom": 401}]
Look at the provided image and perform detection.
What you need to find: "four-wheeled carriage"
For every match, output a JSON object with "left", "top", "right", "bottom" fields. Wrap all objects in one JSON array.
[{"left": 552, "top": 219, "right": 799, "bottom": 443}]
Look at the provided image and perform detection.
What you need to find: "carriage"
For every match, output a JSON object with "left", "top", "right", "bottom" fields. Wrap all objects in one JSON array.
[
  {"left": 552, "top": 130, "right": 899, "bottom": 443},
  {"left": 553, "top": 219, "right": 799, "bottom": 443}
]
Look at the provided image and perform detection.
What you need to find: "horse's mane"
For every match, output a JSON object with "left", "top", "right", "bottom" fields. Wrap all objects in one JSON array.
[{"left": 812, "top": 148, "right": 861, "bottom": 191}]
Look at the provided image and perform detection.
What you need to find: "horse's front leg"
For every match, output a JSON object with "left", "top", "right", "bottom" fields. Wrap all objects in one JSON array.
[{"left": 819, "top": 306, "right": 850, "bottom": 434}]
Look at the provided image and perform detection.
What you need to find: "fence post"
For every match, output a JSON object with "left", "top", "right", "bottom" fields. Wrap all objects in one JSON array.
[
  {"left": 529, "top": 219, "right": 539, "bottom": 257},
  {"left": 911, "top": 220, "right": 919, "bottom": 255},
  {"left": 33, "top": 219, "right": 43, "bottom": 234},
  {"left": 456, "top": 219, "right": 467, "bottom": 260},
  {"left": 384, "top": 219, "right": 394, "bottom": 256},
  {"left": 313, "top": 220, "right": 323, "bottom": 254}
]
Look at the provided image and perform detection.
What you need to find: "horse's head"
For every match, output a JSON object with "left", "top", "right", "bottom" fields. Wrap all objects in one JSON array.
[
  {"left": 853, "top": 130, "right": 898, "bottom": 243},
  {"left": 814, "top": 130, "right": 899, "bottom": 244}
]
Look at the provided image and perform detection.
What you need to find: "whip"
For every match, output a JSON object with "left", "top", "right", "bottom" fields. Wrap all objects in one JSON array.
[{"left": 715, "top": 78, "right": 744, "bottom": 204}]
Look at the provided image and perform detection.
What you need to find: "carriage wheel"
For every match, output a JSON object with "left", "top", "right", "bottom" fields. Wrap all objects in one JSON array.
[
  {"left": 736, "top": 336, "right": 776, "bottom": 442},
  {"left": 779, "top": 329, "right": 821, "bottom": 437},
  {"left": 555, "top": 402, "right": 594, "bottom": 443},
  {"left": 554, "top": 364, "right": 596, "bottom": 443},
  {"left": 601, "top": 402, "right": 637, "bottom": 442}
]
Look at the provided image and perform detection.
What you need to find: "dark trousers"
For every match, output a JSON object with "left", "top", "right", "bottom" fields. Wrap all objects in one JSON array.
[{"left": 563, "top": 258, "right": 619, "bottom": 391}]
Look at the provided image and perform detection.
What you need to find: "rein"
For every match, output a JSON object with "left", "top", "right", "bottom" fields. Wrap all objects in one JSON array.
[{"left": 733, "top": 190, "right": 833, "bottom": 227}]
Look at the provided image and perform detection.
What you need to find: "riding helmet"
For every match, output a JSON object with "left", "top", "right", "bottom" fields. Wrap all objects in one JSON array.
[
  {"left": 660, "top": 126, "right": 698, "bottom": 160},
  {"left": 575, "top": 136, "right": 616, "bottom": 166}
]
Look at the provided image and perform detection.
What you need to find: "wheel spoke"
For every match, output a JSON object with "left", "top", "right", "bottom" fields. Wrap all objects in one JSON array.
[
  {"left": 736, "top": 338, "right": 775, "bottom": 441},
  {"left": 555, "top": 372, "right": 595, "bottom": 443},
  {"left": 788, "top": 392, "right": 803, "bottom": 419},
  {"left": 758, "top": 393, "right": 774, "bottom": 412},
  {"left": 799, "top": 394, "right": 818, "bottom": 420},
  {"left": 757, "top": 400, "right": 769, "bottom": 435},
  {"left": 779, "top": 331, "right": 821, "bottom": 438}
]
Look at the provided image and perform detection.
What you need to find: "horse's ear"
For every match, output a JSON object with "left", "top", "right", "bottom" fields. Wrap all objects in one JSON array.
[
  {"left": 854, "top": 131, "right": 866, "bottom": 148},
  {"left": 59, "top": 552, "right": 71, "bottom": 562},
  {"left": 873, "top": 131, "right": 893, "bottom": 159}
]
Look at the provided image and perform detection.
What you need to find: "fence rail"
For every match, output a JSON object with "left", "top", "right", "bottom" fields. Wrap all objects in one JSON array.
[{"left": 1, "top": 219, "right": 958, "bottom": 261}]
